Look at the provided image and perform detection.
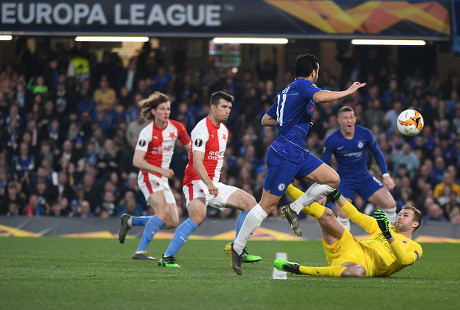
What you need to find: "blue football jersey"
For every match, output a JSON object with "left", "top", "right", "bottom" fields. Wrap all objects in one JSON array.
[
  {"left": 322, "top": 125, "right": 388, "bottom": 178},
  {"left": 266, "top": 78, "right": 321, "bottom": 163}
]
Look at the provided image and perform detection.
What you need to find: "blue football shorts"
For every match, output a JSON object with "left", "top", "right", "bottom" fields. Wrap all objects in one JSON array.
[
  {"left": 263, "top": 147, "right": 323, "bottom": 196},
  {"left": 338, "top": 173, "right": 384, "bottom": 201}
]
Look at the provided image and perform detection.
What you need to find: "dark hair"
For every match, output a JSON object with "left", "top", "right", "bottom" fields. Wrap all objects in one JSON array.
[
  {"left": 294, "top": 54, "right": 319, "bottom": 78},
  {"left": 210, "top": 91, "right": 233, "bottom": 107},
  {"left": 138, "top": 91, "right": 170, "bottom": 121},
  {"left": 338, "top": 105, "right": 354, "bottom": 116},
  {"left": 402, "top": 205, "right": 422, "bottom": 232}
]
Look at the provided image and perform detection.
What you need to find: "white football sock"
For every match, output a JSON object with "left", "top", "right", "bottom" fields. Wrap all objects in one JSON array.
[
  {"left": 337, "top": 216, "right": 350, "bottom": 231},
  {"left": 383, "top": 207, "right": 397, "bottom": 224},
  {"left": 233, "top": 204, "right": 268, "bottom": 255},
  {"left": 290, "top": 182, "right": 335, "bottom": 214}
]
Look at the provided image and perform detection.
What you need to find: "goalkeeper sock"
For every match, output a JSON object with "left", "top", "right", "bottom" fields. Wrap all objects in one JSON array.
[
  {"left": 337, "top": 216, "right": 350, "bottom": 231},
  {"left": 285, "top": 184, "right": 304, "bottom": 201},
  {"left": 301, "top": 202, "right": 326, "bottom": 220},
  {"left": 290, "top": 183, "right": 335, "bottom": 214},
  {"left": 298, "top": 265, "right": 347, "bottom": 277},
  {"left": 131, "top": 216, "right": 153, "bottom": 226},
  {"left": 164, "top": 219, "right": 198, "bottom": 257},
  {"left": 136, "top": 216, "right": 164, "bottom": 252},
  {"left": 383, "top": 207, "right": 397, "bottom": 224},
  {"left": 233, "top": 204, "right": 267, "bottom": 255}
]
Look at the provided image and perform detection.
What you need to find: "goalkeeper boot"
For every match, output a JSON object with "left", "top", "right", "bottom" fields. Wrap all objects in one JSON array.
[
  {"left": 281, "top": 205, "right": 302, "bottom": 236},
  {"left": 224, "top": 242, "right": 242, "bottom": 275},
  {"left": 158, "top": 254, "right": 181, "bottom": 268},
  {"left": 118, "top": 213, "right": 131, "bottom": 244},
  {"left": 132, "top": 252, "right": 155, "bottom": 260},
  {"left": 273, "top": 258, "right": 300, "bottom": 274}
]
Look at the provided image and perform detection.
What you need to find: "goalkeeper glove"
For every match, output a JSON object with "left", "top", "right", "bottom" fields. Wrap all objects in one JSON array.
[
  {"left": 327, "top": 189, "right": 342, "bottom": 203},
  {"left": 374, "top": 209, "right": 392, "bottom": 239}
]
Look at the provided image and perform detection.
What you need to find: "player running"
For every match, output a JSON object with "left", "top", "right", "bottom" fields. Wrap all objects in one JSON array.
[
  {"left": 118, "top": 91, "right": 191, "bottom": 260},
  {"left": 274, "top": 185, "right": 422, "bottom": 277},
  {"left": 159, "top": 91, "right": 261, "bottom": 268},
  {"left": 227, "top": 53, "right": 366, "bottom": 275},
  {"left": 321, "top": 105, "right": 396, "bottom": 229}
]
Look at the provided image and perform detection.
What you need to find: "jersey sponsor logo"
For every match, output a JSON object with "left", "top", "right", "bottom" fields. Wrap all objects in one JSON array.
[
  {"left": 151, "top": 145, "right": 174, "bottom": 154},
  {"left": 207, "top": 150, "right": 224, "bottom": 160},
  {"left": 343, "top": 151, "right": 364, "bottom": 157},
  {"left": 138, "top": 139, "right": 147, "bottom": 147},
  {"left": 195, "top": 139, "right": 203, "bottom": 147},
  {"left": 278, "top": 183, "right": 286, "bottom": 191}
]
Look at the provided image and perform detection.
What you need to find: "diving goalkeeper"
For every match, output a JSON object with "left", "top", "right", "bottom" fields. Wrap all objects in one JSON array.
[{"left": 275, "top": 184, "right": 423, "bottom": 277}]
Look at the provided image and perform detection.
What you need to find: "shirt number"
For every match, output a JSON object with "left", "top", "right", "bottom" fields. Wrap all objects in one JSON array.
[{"left": 276, "top": 94, "right": 287, "bottom": 126}]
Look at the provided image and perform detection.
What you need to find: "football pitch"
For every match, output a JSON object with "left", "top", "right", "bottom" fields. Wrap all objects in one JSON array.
[{"left": 1, "top": 238, "right": 459, "bottom": 310}]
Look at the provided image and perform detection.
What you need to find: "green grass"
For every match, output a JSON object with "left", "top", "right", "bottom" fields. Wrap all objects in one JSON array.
[{"left": 0, "top": 238, "right": 459, "bottom": 310}]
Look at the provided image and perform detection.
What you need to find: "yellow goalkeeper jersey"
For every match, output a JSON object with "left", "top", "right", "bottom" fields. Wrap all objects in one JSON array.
[{"left": 342, "top": 202, "right": 423, "bottom": 277}]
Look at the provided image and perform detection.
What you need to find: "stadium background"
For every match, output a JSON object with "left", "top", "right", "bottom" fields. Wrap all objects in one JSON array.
[{"left": 1, "top": 0, "right": 460, "bottom": 239}]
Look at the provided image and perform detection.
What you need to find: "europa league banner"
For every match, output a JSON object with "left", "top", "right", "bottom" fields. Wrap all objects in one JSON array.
[{"left": 0, "top": 0, "right": 451, "bottom": 39}]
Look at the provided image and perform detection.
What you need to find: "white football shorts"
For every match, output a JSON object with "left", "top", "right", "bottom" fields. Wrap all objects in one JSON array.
[
  {"left": 183, "top": 180, "right": 238, "bottom": 209},
  {"left": 138, "top": 173, "right": 175, "bottom": 204}
]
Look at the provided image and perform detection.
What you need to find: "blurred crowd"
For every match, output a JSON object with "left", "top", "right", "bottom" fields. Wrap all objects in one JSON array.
[{"left": 1, "top": 41, "right": 460, "bottom": 224}]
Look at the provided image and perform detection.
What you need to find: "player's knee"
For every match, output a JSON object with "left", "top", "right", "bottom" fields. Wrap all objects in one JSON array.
[
  {"left": 243, "top": 196, "right": 257, "bottom": 210},
  {"left": 342, "top": 265, "right": 366, "bottom": 278},
  {"left": 330, "top": 174, "right": 340, "bottom": 188},
  {"left": 322, "top": 207, "right": 335, "bottom": 220}
]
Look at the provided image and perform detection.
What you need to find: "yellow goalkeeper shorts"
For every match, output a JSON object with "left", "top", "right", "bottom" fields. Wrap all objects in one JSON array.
[{"left": 322, "top": 228, "right": 369, "bottom": 272}]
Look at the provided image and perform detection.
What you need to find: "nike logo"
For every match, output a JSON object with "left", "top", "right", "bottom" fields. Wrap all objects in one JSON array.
[
  {"left": 337, "top": 146, "right": 344, "bottom": 150},
  {"left": 180, "top": 237, "right": 187, "bottom": 242}
]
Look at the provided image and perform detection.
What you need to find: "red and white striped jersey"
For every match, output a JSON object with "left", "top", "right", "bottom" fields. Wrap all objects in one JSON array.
[
  {"left": 136, "top": 119, "right": 190, "bottom": 178},
  {"left": 183, "top": 117, "right": 229, "bottom": 185}
]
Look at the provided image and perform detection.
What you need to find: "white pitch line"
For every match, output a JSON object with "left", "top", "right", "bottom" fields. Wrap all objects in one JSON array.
[{"left": 272, "top": 252, "right": 287, "bottom": 280}]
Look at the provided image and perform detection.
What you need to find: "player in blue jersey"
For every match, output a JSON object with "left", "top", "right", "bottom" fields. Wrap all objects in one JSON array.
[
  {"left": 321, "top": 105, "right": 396, "bottom": 230},
  {"left": 225, "top": 53, "right": 366, "bottom": 275}
]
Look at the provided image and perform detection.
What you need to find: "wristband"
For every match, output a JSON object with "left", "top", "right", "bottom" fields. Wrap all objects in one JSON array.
[
  {"left": 327, "top": 189, "right": 342, "bottom": 203},
  {"left": 382, "top": 173, "right": 390, "bottom": 177}
]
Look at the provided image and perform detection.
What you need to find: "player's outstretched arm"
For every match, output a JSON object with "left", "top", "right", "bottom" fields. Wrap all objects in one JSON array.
[{"left": 313, "top": 82, "right": 366, "bottom": 103}]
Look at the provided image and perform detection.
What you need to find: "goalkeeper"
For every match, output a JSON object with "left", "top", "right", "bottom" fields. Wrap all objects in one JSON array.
[{"left": 275, "top": 184, "right": 423, "bottom": 277}]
